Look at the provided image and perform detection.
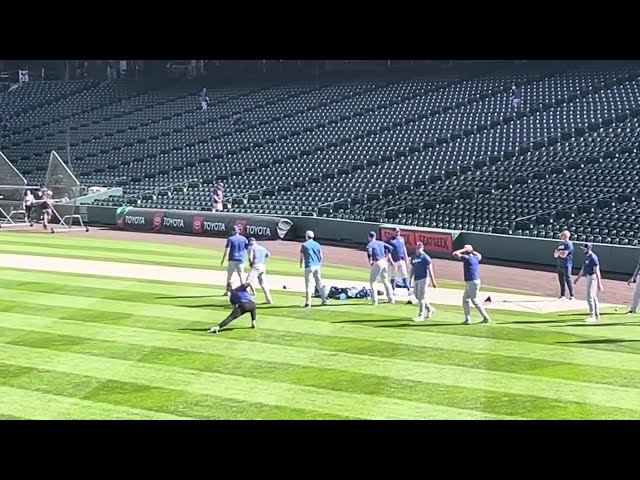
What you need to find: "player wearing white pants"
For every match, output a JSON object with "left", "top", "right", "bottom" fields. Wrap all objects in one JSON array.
[
  {"left": 300, "top": 230, "right": 327, "bottom": 308},
  {"left": 246, "top": 237, "right": 273, "bottom": 304},
  {"left": 410, "top": 241, "right": 438, "bottom": 321},
  {"left": 387, "top": 228, "right": 411, "bottom": 293},
  {"left": 574, "top": 243, "right": 603, "bottom": 322},
  {"left": 221, "top": 226, "right": 248, "bottom": 295},
  {"left": 453, "top": 244, "right": 491, "bottom": 325},
  {"left": 626, "top": 255, "right": 640, "bottom": 314},
  {"left": 367, "top": 231, "right": 395, "bottom": 305}
]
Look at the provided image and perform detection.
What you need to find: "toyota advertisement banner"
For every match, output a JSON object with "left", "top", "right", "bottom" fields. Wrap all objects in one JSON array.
[{"left": 115, "top": 207, "right": 294, "bottom": 241}]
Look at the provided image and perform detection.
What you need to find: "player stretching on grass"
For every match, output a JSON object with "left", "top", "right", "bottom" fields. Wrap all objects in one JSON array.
[
  {"left": 410, "top": 241, "right": 438, "bottom": 321},
  {"left": 208, "top": 282, "right": 257, "bottom": 334},
  {"left": 453, "top": 244, "right": 492, "bottom": 325}
]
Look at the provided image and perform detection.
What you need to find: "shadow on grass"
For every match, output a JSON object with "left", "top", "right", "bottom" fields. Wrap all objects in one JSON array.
[
  {"left": 551, "top": 322, "right": 640, "bottom": 328},
  {"left": 501, "top": 319, "right": 574, "bottom": 325},
  {"left": 555, "top": 338, "right": 640, "bottom": 345},
  {"left": 156, "top": 295, "right": 215, "bottom": 300},
  {"left": 376, "top": 322, "right": 471, "bottom": 328},
  {"left": 558, "top": 312, "right": 622, "bottom": 317}
]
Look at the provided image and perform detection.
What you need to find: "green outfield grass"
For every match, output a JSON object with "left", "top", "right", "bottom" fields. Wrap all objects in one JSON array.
[{"left": 0, "top": 232, "right": 638, "bottom": 419}]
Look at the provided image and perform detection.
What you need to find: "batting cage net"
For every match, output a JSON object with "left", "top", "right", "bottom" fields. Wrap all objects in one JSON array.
[
  {"left": 0, "top": 150, "right": 31, "bottom": 227},
  {"left": 44, "top": 151, "right": 88, "bottom": 233}
]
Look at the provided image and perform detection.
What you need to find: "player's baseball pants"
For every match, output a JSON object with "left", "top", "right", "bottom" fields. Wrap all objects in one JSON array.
[
  {"left": 246, "top": 264, "right": 272, "bottom": 303},
  {"left": 304, "top": 266, "right": 326, "bottom": 305},
  {"left": 389, "top": 261, "right": 408, "bottom": 280},
  {"left": 630, "top": 280, "right": 640, "bottom": 312},
  {"left": 586, "top": 274, "right": 600, "bottom": 317},
  {"left": 201, "top": 101, "right": 208, "bottom": 111},
  {"left": 226, "top": 261, "right": 245, "bottom": 287},
  {"left": 463, "top": 280, "right": 490, "bottom": 321},
  {"left": 370, "top": 259, "right": 394, "bottom": 304},
  {"left": 217, "top": 301, "right": 257, "bottom": 329},
  {"left": 414, "top": 278, "right": 433, "bottom": 317}
]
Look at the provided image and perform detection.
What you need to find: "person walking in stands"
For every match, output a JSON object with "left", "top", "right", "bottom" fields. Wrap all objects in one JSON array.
[
  {"left": 453, "top": 244, "right": 492, "bottom": 325},
  {"left": 574, "top": 243, "right": 604, "bottom": 323},
  {"left": 367, "top": 231, "right": 395, "bottom": 305},
  {"left": 221, "top": 225, "right": 248, "bottom": 295},
  {"left": 511, "top": 83, "right": 522, "bottom": 110},
  {"left": 199, "top": 87, "right": 209, "bottom": 111},
  {"left": 554, "top": 230, "right": 575, "bottom": 300},
  {"left": 246, "top": 237, "right": 273, "bottom": 304},
  {"left": 212, "top": 182, "right": 224, "bottom": 212},
  {"left": 208, "top": 282, "right": 257, "bottom": 334}
]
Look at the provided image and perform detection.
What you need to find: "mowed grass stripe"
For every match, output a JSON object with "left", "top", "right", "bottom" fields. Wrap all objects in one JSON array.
[
  {"left": 5, "top": 327, "right": 639, "bottom": 419},
  {"left": 0, "top": 385, "right": 188, "bottom": 420},
  {"left": 0, "top": 344, "right": 517, "bottom": 420},
  {"left": 2, "top": 313, "right": 640, "bottom": 412},
  {"left": 2, "top": 288, "right": 639, "bottom": 373}
]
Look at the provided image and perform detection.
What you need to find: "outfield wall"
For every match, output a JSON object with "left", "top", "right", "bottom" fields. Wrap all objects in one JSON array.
[{"left": 83, "top": 206, "right": 640, "bottom": 275}]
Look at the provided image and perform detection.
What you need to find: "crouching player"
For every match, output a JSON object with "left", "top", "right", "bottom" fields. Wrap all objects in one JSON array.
[{"left": 208, "top": 282, "right": 257, "bottom": 334}]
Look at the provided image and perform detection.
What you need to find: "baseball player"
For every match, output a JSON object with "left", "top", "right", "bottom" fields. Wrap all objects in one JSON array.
[
  {"left": 626, "top": 253, "right": 640, "bottom": 314},
  {"left": 299, "top": 230, "right": 327, "bottom": 308},
  {"left": 221, "top": 226, "right": 248, "bottom": 295},
  {"left": 453, "top": 244, "right": 492, "bottom": 325},
  {"left": 410, "top": 241, "right": 438, "bottom": 321},
  {"left": 553, "top": 230, "right": 575, "bottom": 300},
  {"left": 574, "top": 243, "right": 603, "bottom": 323},
  {"left": 367, "top": 231, "right": 395, "bottom": 305},
  {"left": 246, "top": 237, "right": 273, "bottom": 304},
  {"left": 208, "top": 282, "right": 257, "bottom": 334},
  {"left": 387, "top": 227, "right": 411, "bottom": 294}
]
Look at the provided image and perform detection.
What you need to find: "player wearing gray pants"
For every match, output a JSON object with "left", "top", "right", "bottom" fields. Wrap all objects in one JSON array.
[
  {"left": 573, "top": 243, "right": 603, "bottom": 322},
  {"left": 626, "top": 255, "right": 640, "bottom": 314},
  {"left": 453, "top": 244, "right": 491, "bottom": 325}
]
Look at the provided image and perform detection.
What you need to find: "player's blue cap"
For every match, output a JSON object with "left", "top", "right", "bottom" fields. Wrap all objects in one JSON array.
[
  {"left": 368, "top": 231, "right": 376, "bottom": 238},
  {"left": 582, "top": 243, "right": 593, "bottom": 250},
  {"left": 248, "top": 237, "right": 256, "bottom": 243},
  {"left": 416, "top": 242, "right": 424, "bottom": 248},
  {"left": 394, "top": 227, "right": 401, "bottom": 232}
]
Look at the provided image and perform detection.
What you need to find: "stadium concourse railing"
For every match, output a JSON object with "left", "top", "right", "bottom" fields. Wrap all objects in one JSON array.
[{"left": 81, "top": 205, "right": 640, "bottom": 276}]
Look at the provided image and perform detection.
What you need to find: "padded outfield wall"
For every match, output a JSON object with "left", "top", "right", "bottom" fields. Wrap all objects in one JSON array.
[{"left": 82, "top": 206, "right": 640, "bottom": 276}]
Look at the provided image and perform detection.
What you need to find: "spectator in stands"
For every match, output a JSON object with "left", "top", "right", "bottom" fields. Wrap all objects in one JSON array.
[
  {"left": 511, "top": 84, "right": 522, "bottom": 109},
  {"left": 199, "top": 88, "right": 209, "bottom": 111},
  {"left": 1, "top": 113, "right": 9, "bottom": 130},
  {"left": 232, "top": 113, "right": 243, "bottom": 126},
  {"left": 212, "top": 182, "right": 224, "bottom": 212}
]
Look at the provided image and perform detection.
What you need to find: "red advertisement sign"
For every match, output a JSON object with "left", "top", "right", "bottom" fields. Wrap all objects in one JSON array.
[{"left": 379, "top": 227, "right": 453, "bottom": 255}]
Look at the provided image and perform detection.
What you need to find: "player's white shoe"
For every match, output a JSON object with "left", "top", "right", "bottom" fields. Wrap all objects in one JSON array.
[
  {"left": 480, "top": 317, "right": 492, "bottom": 324},
  {"left": 388, "top": 299, "right": 396, "bottom": 304},
  {"left": 413, "top": 315, "right": 425, "bottom": 322},
  {"left": 427, "top": 308, "right": 436, "bottom": 319},
  {"left": 302, "top": 303, "right": 311, "bottom": 309},
  {"left": 208, "top": 327, "right": 220, "bottom": 334},
  {"left": 462, "top": 319, "right": 471, "bottom": 325},
  {"left": 321, "top": 300, "right": 327, "bottom": 306},
  {"left": 585, "top": 316, "right": 598, "bottom": 323}
]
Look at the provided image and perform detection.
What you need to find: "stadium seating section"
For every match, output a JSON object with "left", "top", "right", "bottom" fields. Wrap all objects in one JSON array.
[{"left": 2, "top": 60, "right": 640, "bottom": 245}]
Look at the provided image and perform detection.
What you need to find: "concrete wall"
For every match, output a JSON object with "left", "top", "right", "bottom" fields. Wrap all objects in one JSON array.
[{"left": 84, "top": 206, "right": 639, "bottom": 275}]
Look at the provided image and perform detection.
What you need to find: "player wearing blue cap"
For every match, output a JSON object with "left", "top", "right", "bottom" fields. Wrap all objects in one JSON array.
[
  {"left": 410, "top": 241, "right": 438, "bottom": 321},
  {"left": 453, "top": 244, "right": 492, "bottom": 325},
  {"left": 574, "top": 243, "right": 603, "bottom": 323},
  {"left": 387, "top": 227, "right": 411, "bottom": 294},
  {"left": 367, "top": 231, "right": 395, "bottom": 305}
]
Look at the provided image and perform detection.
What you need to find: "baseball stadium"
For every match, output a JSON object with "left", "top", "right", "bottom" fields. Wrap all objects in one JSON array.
[{"left": 0, "top": 59, "right": 639, "bottom": 420}]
